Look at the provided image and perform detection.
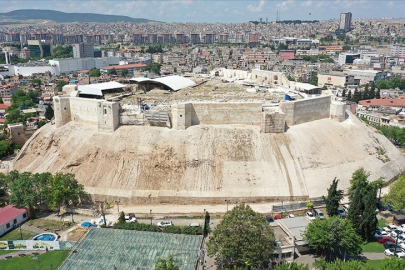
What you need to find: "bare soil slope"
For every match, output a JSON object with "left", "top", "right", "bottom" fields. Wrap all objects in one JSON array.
[{"left": 14, "top": 113, "right": 405, "bottom": 204}]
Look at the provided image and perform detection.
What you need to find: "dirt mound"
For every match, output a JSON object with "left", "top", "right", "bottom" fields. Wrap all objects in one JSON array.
[{"left": 14, "top": 113, "right": 405, "bottom": 204}]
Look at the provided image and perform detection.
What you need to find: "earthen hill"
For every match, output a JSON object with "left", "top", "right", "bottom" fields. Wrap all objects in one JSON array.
[{"left": 13, "top": 70, "right": 405, "bottom": 205}]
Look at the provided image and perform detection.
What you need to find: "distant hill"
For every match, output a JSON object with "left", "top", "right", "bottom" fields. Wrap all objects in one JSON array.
[{"left": 0, "top": 9, "right": 153, "bottom": 23}]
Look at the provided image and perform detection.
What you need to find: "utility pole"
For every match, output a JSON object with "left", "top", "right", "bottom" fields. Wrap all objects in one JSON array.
[
  {"left": 225, "top": 200, "right": 228, "bottom": 212},
  {"left": 150, "top": 209, "right": 152, "bottom": 225}
]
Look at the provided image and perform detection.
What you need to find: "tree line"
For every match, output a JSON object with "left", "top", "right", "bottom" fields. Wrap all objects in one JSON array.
[
  {"left": 203, "top": 167, "right": 404, "bottom": 269},
  {"left": 343, "top": 82, "right": 381, "bottom": 103},
  {"left": 0, "top": 170, "right": 84, "bottom": 218}
]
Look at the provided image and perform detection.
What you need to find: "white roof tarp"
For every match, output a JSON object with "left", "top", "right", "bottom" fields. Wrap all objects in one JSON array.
[
  {"left": 78, "top": 82, "right": 126, "bottom": 96},
  {"left": 129, "top": 75, "right": 196, "bottom": 91},
  {"left": 294, "top": 83, "right": 320, "bottom": 91}
]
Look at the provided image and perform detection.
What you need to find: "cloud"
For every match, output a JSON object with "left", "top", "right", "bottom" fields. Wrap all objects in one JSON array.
[
  {"left": 301, "top": 1, "right": 312, "bottom": 7},
  {"left": 247, "top": 0, "right": 265, "bottom": 13}
]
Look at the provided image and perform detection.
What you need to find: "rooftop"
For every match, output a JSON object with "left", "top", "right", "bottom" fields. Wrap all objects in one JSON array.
[
  {"left": 0, "top": 205, "right": 27, "bottom": 226},
  {"left": 78, "top": 81, "right": 126, "bottom": 96},
  {"left": 101, "top": 63, "right": 147, "bottom": 70},
  {"left": 359, "top": 99, "right": 405, "bottom": 107},
  {"left": 59, "top": 228, "right": 201, "bottom": 270}
]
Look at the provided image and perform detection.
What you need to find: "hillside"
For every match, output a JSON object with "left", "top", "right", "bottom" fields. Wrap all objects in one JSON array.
[
  {"left": 13, "top": 113, "right": 405, "bottom": 205},
  {"left": 0, "top": 9, "right": 152, "bottom": 23}
]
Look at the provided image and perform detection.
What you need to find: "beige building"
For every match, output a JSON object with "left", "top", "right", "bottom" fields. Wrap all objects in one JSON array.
[{"left": 318, "top": 72, "right": 354, "bottom": 88}]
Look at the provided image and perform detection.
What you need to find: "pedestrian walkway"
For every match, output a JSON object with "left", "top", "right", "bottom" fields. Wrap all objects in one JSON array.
[{"left": 0, "top": 250, "right": 46, "bottom": 260}]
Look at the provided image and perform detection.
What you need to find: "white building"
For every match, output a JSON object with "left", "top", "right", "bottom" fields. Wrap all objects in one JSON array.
[
  {"left": 0, "top": 205, "right": 29, "bottom": 236},
  {"left": 49, "top": 57, "right": 119, "bottom": 75},
  {"left": 390, "top": 44, "right": 405, "bottom": 57}
]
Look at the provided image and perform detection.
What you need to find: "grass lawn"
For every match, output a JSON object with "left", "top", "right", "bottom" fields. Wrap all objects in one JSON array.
[
  {"left": 0, "top": 250, "right": 69, "bottom": 270},
  {"left": 365, "top": 259, "right": 384, "bottom": 269},
  {"left": 378, "top": 219, "right": 387, "bottom": 228},
  {"left": 0, "top": 250, "right": 18, "bottom": 255},
  {"left": 27, "top": 218, "right": 75, "bottom": 231},
  {"left": 0, "top": 229, "right": 35, "bottom": 241},
  {"left": 361, "top": 241, "right": 385, "bottom": 253}
]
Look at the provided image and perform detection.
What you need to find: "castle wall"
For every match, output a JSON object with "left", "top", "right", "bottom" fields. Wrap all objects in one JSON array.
[
  {"left": 171, "top": 102, "right": 262, "bottom": 130},
  {"left": 53, "top": 96, "right": 119, "bottom": 132},
  {"left": 261, "top": 108, "right": 286, "bottom": 133},
  {"left": 54, "top": 96, "right": 72, "bottom": 128},
  {"left": 280, "top": 95, "right": 332, "bottom": 126},
  {"left": 330, "top": 101, "right": 346, "bottom": 122}
]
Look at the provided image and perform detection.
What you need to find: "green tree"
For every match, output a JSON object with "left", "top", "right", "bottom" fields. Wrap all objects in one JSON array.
[
  {"left": 207, "top": 204, "right": 275, "bottom": 269},
  {"left": 31, "top": 78, "right": 42, "bottom": 85},
  {"left": 57, "top": 80, "right": 68, "bottom": 91},
  {"left": 121, "top": 69, "right": 129, "bottom": 77},
  {"left": 47, "top": 173, "right": 84, "bottom": 214},
  {"left": 8, "top": 171, "right": 38, "bottom": 217},
  {"left": 347, "top": 168, "right": 370, "bottom": 202},
  {"left": 274, "top": 262, "right": 309, "bottom": 270},
  {"left": 379, "top": 256, "right": 405, "bottom": 270},
  {"left": 352, "top": 87, "right": 361, "bottom": 103},
  {"left": 310, "top": 73, "right": 318, "bottom": 86},
  {"left": 45, "top": 104, "right": 54, "bottom": 120},
  {"left": 360, "top": 185, "right": 378, "bottom": 241},
  {"left": 376, "top": 89, "right": 381, "bottom": 99},
  {"left": 154, "top": 254, "right": 179, "bottom": 270},
  {"left": 0, "top": 140, "right": 13, "bottom": 159},
  {"left": 347, "top": 183, "right": 364, "bottom": 236},
  {"left": 110, "top": 68, "right": 117, "bottom": 76},
  {"left": 303, "top": 216, "right": 362, "bottom": 262},
  {"left": 385, "top": 174, "right": 405, "bottom": 211},
  {"left": 363, "top": 84, "right": 369, "bottom": 100},
  {"left": 370, "top": 82, "right": 376, "bottom": 99},
  {"left": 323, "top": 178, "right": 343, "bottom": 217},
  {"left": 347, "top": 90, "right": 352, "bottom": 101},
  {"left": 89, "top": 68, "right": 101, "bottom": 77},
  {"left": 118, "top": 211, "right": 126, "bottom": 224}
]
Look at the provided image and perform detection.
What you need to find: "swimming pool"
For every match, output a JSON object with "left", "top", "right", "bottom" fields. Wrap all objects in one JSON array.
[{"left": 31, "top": 233, "right": 58, "bottom": 241}]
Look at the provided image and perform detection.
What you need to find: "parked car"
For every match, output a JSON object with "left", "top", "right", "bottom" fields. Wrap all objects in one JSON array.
[
  {"left": 375, "top": 228, "right": 389, "bottom": 238},
  {"left": 288, "top": 214, "right": 295, "bottom": 218},
  {"left": 384, "top": 247, "right": 404, "bottom": 256},
  {"left": 314, "top": 209, "right": 325, "bottom": 220},
  {"left": 343, "top": 204, "right": 350, "bottom": 213},
  {"left": 390, "top": 229, "right": 404, "bottom": 238},
  {"left": 157, "top": 220, "right": 173, "bottom": 227},
  {"left": 383, "top": 242, "right": 401, "bottom": 249},
  {"left": 274, "top": 215, "right": 281, "bottom": 220},
  {"left": 306, "top": 211, "right": 315, "bottom": 220},
  {"left": 337, "top": 207, "right": 346, "bottom": 218},
  {"left": 125, "top": 216, "right": 137, "bottom": 223},
  {"left": 396, "top": 250, "right": 405, "bottom": 258},
  {"left": 377, "top": 202, "right": 387, "bottom": 211},
  {"left": 189, "top": 223, "right": 200, "bottom": 227},
  {"left": 267, "top": 216, "right": 275, "bottom": 223},
  {"left": 378, "top": 236, "right": 396, "bottom": 244}
]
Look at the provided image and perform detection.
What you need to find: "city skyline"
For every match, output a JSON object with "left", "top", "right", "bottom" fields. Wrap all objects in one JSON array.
[{"left": 1, "top": 0, "right": 404, "bottom": 23}]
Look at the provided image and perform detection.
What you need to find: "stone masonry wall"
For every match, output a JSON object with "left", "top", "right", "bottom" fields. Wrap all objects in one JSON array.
[{"left": 261, "top": 108, "right": 286, "bottom": 133}]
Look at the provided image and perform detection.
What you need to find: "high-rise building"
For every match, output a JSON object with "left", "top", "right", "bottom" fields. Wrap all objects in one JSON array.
[
  {"left": 205, "top": 33, "right": 215, "bottom": 44},
  {"left": 339, "top": 12, "right": 352, "bottom": 31},
  {"left": 27, "top": 40, "right": 53, "bottom": 58},
  {"left": 190, "top": 33, "right": 201, "bottom": 45},
  {"left": 73, "top": 43, "right": 94, "bottom": 58}
]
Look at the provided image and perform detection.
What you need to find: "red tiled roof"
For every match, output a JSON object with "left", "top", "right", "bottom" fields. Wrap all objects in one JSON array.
[
  {"left": 101, "top": 64, "right": 147, "bottom": 70},
  {"left": 0, "top": 205, "right": 27, "bottom": 226},
  {"left": 0, "top": 104, "right": 11, "bottom": 110},
  {"left": 359, "top": 99, "right": 405, "bottom": 107}
]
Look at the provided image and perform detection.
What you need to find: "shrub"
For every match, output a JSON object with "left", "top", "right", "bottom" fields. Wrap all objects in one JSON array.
[{"left": 162, "top": 225, "right": 182, "bottom": 234}]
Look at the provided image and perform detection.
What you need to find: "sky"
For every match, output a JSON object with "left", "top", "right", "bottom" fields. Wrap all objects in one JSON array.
[{"left": 2, "top": 0, "right": 404, "bottom": 23}]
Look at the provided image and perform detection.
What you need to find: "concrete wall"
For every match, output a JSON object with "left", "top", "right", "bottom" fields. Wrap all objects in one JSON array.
[
  {"left": 70, "top": 98, "right": 100, "bottom": 125},
  {"left": 280, "top": 96, "right": 332, "bottom": 126},
  {"left": 54, "top": 96, "right": 120, "bottom": 132},
  {"left": 251, "top": 70, "right": 290, "bottom": 86},
  {"left": 262, "top": 108, "right": 286, "bottom": 133},
  {"left": 330, "top": 101, "right": 346, "bottom": 122},
  {"left": 8, "top": 123, "right": 37, "bottom": 146}
]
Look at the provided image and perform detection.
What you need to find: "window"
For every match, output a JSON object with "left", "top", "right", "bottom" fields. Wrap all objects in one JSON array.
[
  {"left": 282, "top": 252, "right": 292, "bottom": 259},
  {"left": 6, "top": 223, "right": 10, "bottom": 228},
  {"left": 13, "top": 219, "right": 17, "bottom": 224},
  {"left": 23, "top": 213, "right": 26, "bottom": 218}
]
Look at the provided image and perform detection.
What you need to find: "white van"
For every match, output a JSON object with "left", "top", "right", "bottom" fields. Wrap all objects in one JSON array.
[{"left": 314, "top": 209, "right": 325, "bottom": 219}]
